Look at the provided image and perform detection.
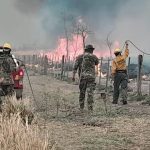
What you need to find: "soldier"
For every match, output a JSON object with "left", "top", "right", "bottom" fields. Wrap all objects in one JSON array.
[
  {"left": 111, "top": 42, "right": 129, "bottom": 105},
  {"left": 72, "top": 45, "right": 99, "bottom": 112}
]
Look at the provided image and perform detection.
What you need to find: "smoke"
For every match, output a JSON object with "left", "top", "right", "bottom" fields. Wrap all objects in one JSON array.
[
  {"left": 113, "top": 0, "right": 150, "bottom": 60},
  {"left": 0, "top": 0, "right": 150, "bottom": 55},
  {"left": 14, "top": 0, "right": 47, "bottom": 15}
]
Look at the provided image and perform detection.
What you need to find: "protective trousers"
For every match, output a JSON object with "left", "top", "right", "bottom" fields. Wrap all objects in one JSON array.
[
  {"left": 113, "top": 72, "right": 128, "bottom": 104},
  {"left": 79, "top": 78, "right": 96, "bottom": 111}
]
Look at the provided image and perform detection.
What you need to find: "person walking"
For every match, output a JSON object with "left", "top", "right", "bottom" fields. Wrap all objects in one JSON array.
[
  {"left": 111, "top": 41, "right": 129, "bottom": 105},
  {"left": 72, "top": 45, "right": 99, "bottom": 112}
]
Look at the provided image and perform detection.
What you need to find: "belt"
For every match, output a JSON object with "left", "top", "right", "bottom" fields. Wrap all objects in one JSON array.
[{"left": 116, "top": 70, "right": 127, "bottom": 73}]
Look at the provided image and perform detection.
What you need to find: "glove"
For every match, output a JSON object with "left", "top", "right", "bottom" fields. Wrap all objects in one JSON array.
[{"left": 125, "top": 41, "right": 129, "bottom": 49}]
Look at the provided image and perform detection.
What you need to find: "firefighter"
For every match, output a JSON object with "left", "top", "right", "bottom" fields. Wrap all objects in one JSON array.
[
  {"left": 111, "top": 42, "right": 129, "bottom": 105},
  {"left": 72, "top": 45, "right": 99, "bottom": 112},
  {"left": 0, "top": 43, "right": 17, "bottom": 111},
  {"left": 0, "top": 42, "right": 17, "bottom": 95},
  {"left": 12, "top": 61, "right": 24, "bottom": 100}
]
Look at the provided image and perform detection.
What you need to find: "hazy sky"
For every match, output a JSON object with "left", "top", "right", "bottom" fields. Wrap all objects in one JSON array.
[{"left": 0, "top": 0, "right": 150, "bottom": 55}]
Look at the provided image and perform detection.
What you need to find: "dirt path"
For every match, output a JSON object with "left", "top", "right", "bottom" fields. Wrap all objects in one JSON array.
[{"left": 23, "top": 74, "right": 150, "bottom": 150}]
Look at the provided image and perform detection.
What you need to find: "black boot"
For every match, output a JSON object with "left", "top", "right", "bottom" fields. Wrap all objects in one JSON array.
[
  {"left": 112, "top": 101, "right": 118, "bottom": 104},
  {"left": 122, "top": 100, "right": 127, "bottom": 105}
]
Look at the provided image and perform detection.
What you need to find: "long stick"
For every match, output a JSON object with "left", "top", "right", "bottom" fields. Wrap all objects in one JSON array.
[
  {"left": 98, "top": 57, "right": 103, "bottom": 86},
  {"left": 105, "top": 58, "right": 110, "bottom": 93},
  {"left": 127, "top": 57, "right": 131, "bottom": 80}
]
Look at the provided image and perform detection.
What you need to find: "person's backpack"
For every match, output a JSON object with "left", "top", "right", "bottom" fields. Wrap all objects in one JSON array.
[
  {"left": 0, "top": 54, "right": 14, "bottom": 85},
  {"left": 80, "top": 53, "right": 96, "bottom": 79}
]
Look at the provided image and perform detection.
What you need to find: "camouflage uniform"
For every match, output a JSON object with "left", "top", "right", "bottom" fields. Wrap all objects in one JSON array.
[
  {"left": 111, "top": 48, "right": 129, "bottom": 104},
  {"left": 73, "top": 52, "right": 99, "bottom": 111}
]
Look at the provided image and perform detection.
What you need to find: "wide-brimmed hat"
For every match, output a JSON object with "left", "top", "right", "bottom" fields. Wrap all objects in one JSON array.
[{"left": 84, "top": 44, "right": 95, "bottom": 50}]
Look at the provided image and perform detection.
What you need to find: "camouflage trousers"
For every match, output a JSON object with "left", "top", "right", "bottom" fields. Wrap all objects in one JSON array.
[
  {"left": 113, "top": 72, "right": 128, "bottom": 104},
  {"left": 79, "top": 78, "right": 96, "bottom": 110}
]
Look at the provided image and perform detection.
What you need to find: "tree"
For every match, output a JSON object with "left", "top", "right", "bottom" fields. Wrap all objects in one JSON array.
[
  {"left": 106, "top": 30, "right": 113, "bottom": 59},
  {"left": 73, "top": 18, "right": 92, "bottom": 50}
]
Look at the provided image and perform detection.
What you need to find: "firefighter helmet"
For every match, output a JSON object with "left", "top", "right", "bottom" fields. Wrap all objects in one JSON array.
[
  {"left": 3, "top": 42, "right": 12, "bottom": 49},
  {"left": 114, "top": 48, "right": 121, "bottom": 54}
]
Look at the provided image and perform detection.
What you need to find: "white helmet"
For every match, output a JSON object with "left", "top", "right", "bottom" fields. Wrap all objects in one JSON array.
[{"left": 3, "top": 42, "right": 12, "bottom": 49}]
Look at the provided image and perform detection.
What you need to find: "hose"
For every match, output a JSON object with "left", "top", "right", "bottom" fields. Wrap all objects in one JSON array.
[
  {"left": 24, "top": 66, "right": 39, "bottom": 109},
  {"left": 124, "top": 40, "right": 150, "bottom": 56}
]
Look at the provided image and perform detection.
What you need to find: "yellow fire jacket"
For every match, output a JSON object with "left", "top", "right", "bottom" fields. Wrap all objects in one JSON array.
[{"left": 111, "top": 48, "right": 129, "bottom": 75}]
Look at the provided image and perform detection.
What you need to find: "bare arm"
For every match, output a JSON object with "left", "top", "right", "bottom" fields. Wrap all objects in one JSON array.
[{"left": 123, "top": 42, "right": 129, "bottom": 59}]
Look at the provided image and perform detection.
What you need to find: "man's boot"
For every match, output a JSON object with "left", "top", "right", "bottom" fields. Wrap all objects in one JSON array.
[
  {"left": 122, "top": 100, "right": 127, "bottom": 105},
  {"left": 112, "top": 101, "right": 118, "bottom": 104}
]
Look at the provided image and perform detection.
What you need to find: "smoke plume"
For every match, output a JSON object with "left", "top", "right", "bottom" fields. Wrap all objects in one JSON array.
[{"left": 0, "top": 0, "right": 149, "bottom": 57}]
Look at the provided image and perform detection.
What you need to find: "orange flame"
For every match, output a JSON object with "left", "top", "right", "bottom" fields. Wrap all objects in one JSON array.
[{"left": 42, "top": 35, "right": 120, "bottom": 60}]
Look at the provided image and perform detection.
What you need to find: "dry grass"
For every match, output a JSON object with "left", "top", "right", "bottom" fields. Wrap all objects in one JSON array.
[
  {"left": 0, "top": 96, "right": 54, "bottom": 150},
  {"left": 2, "top": 96, "right": 34, "bottom": 125},
  {"left": 22, "top": 75, "right": 150, "bottom": 150},
  {"left": 0, "top": 115, "right": 50, "bottom": 150}
]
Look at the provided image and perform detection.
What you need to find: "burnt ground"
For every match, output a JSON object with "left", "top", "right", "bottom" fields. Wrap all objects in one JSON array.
[{"left": 23, "top": 74, "right": 150, "bottom": 150}]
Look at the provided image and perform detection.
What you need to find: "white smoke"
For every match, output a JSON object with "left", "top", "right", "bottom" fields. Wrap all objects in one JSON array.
[{"left": 0, "top": 0, "right": 49, "bottom": 49}]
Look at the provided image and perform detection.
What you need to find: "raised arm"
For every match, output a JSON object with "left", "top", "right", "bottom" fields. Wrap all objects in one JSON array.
[{"left": 123, "top": 41, "right": 129, "bottom": 59}]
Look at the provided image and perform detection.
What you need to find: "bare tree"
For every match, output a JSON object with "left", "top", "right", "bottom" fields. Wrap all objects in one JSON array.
[
  {"left": 73, "top": 19, "right": 92, "bottom": 51},
  {"left": 70, "top": 33, "right": 79, "bottom": 61},
  {"left": 106, "top": 30, "right": 113, "bottom": 59},
  {"left": 63, "top": 13, "right": 69, "bottom": 60},
  {"left": 62, "top": 12, "right": 74, "bottom": 78}
]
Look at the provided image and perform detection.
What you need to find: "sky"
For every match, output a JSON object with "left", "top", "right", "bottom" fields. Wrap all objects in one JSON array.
[{"left": 0, "top": 0, "right": 150, "bottom": 58}]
